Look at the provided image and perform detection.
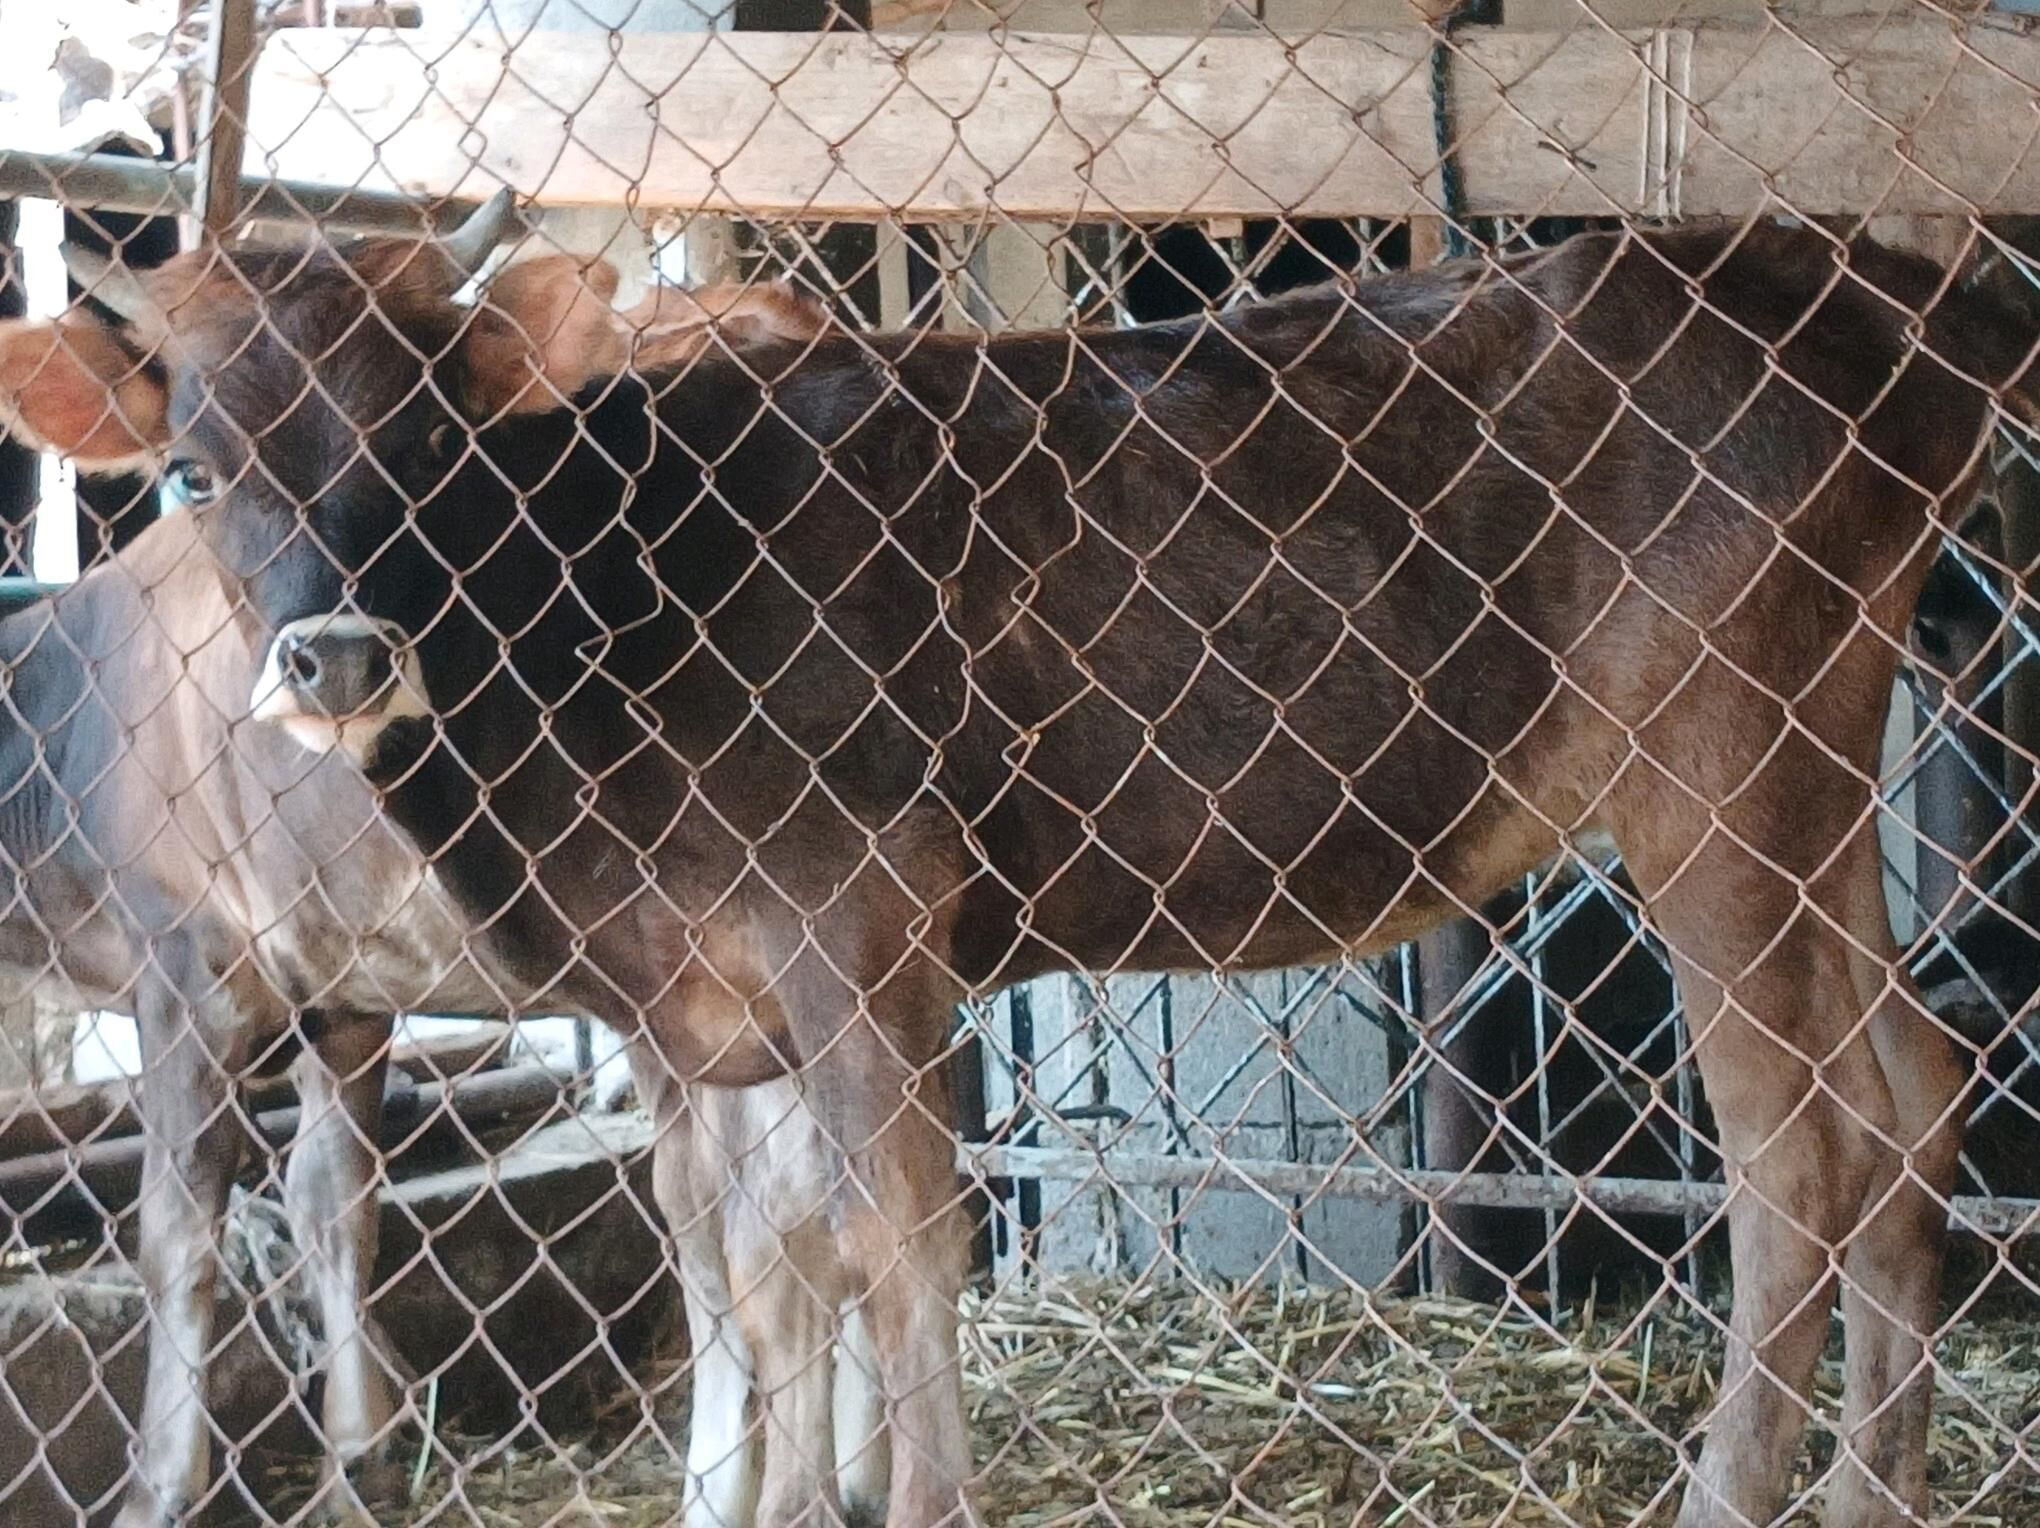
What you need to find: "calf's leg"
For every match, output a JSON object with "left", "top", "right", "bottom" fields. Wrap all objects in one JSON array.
[
  {"left": 634, "top": 1050, "right": 762, "bottom": 1528},
  {"left": 284, "top": 1012, "right": 403, "bottom": 1517},
  {"left": 727, "top": 1219, "right": 842, "bottom": 1527},
  {"left": 776, "top": 949, "right": 971, "bottom": 1528},
  {"left": 834, "top": 1302, "right": 889, "bottom": 1526},
  {"left": 1610, "top": 803, "right": 1897, "bottom": 1528},
  {"left": 115, "top": 978, "right": 246, "bottom": 1528},
  {"left": 717, "top": 1080, "right": 851, "bottom": 1528},
  {"left": 1823, "top": 836, "right": 1966, "bottom": 1528}
]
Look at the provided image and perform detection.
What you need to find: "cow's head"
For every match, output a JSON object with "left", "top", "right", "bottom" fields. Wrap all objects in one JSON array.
[{"left": 0, "top": 193, "right": 829, "bottom": 760}]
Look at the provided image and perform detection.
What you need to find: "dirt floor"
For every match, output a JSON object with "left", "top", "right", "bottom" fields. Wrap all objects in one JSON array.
[{"left": 255, "top": 1274, "right": 2040, "bottom": 1527}]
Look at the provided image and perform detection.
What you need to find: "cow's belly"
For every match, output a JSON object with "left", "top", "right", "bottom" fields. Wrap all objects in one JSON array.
[{"left": 0, "top": 909, "right": 137, "bottom": 1015}]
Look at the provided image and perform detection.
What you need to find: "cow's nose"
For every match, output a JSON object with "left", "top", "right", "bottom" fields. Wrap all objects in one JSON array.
[{"left": 250, "top": 614, "right": 427, "bottom": 734}]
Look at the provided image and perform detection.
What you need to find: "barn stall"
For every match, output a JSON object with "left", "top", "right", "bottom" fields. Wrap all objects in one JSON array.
[{"left": 0, "top": 0, "right": 2038, "bottom": 1523}]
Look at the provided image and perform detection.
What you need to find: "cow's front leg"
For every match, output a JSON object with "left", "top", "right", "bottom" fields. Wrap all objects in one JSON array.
[
  {"left": 114, "top": 976, "right": 248, "bottom": 1528},
  {"left": 285, "top": 1012, "right": 405, "bottom": 1521}
]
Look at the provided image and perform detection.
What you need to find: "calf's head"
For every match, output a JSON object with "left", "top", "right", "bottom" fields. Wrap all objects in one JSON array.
[{"left": 0, "top": 193, "right": 828, "bottom": 759}]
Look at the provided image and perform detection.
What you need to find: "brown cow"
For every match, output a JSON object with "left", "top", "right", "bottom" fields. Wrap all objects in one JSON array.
[
  {"left": 4, "top": 206, "right": 2035, "bottom": 1528},
  {"left": 0, "top": 256, "right": 855, "bottom": 1527}
]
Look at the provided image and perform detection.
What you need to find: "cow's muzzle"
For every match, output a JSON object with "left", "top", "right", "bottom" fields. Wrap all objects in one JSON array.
[{"left": 250, "top": 614, "right": 428, "bottom": 761}]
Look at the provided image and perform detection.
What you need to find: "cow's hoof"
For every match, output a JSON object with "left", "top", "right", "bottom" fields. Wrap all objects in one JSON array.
[
  {"left": 840, "top": 1493, "right": 888, "bottom": 1528},
  {"left": 111, "top": 1498, "right": 186, "bottom": 1528}
]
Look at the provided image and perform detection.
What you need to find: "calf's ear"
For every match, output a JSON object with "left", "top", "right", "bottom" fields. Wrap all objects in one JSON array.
[
  {"left": 0, "top": 316, "right": 167, "bottom": 466},
  {"left": 464, "top": 254, "right": 626, "bottom": 417}
]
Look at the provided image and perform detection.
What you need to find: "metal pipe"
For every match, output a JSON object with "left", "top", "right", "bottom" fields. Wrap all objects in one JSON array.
[
  {"left": 0, "top": 149, "right": 476, "bottom": 239},
  {"left": 973, "top": 1143, "right": 2040, "bottom": 1239},
  {"left": 1525, "top": 870, "right": 1561, "bottom": 1295}
]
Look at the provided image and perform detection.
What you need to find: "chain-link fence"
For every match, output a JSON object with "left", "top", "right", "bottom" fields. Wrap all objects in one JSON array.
[{"left": 0, "top": 0, "right": 2038, "bottom": 1524}]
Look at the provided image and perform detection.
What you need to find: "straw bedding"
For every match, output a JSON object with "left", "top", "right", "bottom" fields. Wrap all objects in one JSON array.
[{"left": 261, "top": 1274, "right": 2040, "bottom": 1526}]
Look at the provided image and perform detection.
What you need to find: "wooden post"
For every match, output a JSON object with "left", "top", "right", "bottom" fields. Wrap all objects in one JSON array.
[
  {"left": 171, "top": 0, "right": 202, "bottom": 250},
  {"left": 2003, "top": 466, "right": 2040, "bottom": 931},
  {"left": 0, "top": 1000, "right": 69, "bottom": 1093},
  {"left": 195, "top": 0, "right": 259, "bottom": 237},
  {"left": 734, "top": 0, "right": 881, "bottom": 326},
  {"left": 1407, "top": 215, "right": 1447, "bottom": 268}
]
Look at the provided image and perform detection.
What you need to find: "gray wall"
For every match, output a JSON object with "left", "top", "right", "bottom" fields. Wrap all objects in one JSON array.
[{"left": 983, "top": 968, "right": 1406, "bottom": 1286}]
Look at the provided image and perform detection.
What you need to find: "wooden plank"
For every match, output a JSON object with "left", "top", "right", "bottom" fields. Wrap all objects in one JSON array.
[
  {"left": 0, "top": 1024, "right": 516, "bottom": 1162},
  {"left": 246, "top": 17, "right": 2040, "bottom": 221},
  {"left": 0, "top": 1062, "right": 572, "bottom": 1244}
]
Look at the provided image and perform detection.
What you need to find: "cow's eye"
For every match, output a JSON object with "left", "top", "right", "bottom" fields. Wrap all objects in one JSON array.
[
  {"left": 165, "top": 460, "right": 218, "bottom": 506},
  {"left": 428, "top": 421, "right": 461, "bottom": 460}
]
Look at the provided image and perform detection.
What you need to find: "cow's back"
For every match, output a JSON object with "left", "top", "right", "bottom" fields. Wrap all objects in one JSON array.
[{"left": 595, "top": 225, "right": 2013, "bottom": 985}]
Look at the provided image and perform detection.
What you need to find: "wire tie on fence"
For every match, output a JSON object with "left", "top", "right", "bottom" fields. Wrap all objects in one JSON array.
[
  {"left": 1428, "top": 1, "right": 1479, "bottom": 259},
  {"left": 410, "top": 1373, "right": 441, "bottom": 1501}
]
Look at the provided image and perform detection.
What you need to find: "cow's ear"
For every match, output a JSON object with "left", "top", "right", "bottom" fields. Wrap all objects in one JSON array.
[
  {"left": 0, "top": 316, "right": 167, "bottom": 467},
  {"left": 465, "top": 255, "right": 625, "bottom": 417}
]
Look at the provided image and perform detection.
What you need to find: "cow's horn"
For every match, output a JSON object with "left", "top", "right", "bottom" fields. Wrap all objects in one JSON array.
[
  {"left": 439, "top": 187, "right": 519, "bottom": 276},
  {"left": 62, "top": 246, "right": 150, "bottom": 321}
]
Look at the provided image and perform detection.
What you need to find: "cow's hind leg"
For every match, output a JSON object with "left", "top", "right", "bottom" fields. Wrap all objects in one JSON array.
[
  {"left": 115, "top": 974, "right": 247, "bottom": 1528},
  {"left": 285, "top": 1012, "right": 404, "bottom": 1520},
  {"left": 1823, "top": 833, "right": 1966, "bottom": 1528},
  {"left": 776, "top": 947, "right": 972, "bottom": 1528},
  {"left": 1610, "top": 799, "right": 1899, "bottom": 1528},
  {"left": 728, "top": 1215, "right": 843, "bottom": 1526}
]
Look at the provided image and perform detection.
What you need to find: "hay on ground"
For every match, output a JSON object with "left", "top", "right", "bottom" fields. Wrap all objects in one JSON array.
[{"left": 259, "top": 1276, "right": 2040, "bottom": 1526}]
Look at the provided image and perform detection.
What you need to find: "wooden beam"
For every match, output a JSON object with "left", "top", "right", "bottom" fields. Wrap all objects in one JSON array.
[
  {"left": 0, "top": 1024, "right": 516, "bottom": 1163},
  {"left": 0, "top": 148, "right": 496, "bottom": 235},
  {"left": 1406, "top": 214, "right": 1447, "bottom": 267},
  {"left": 249, "top": 18, "right": 2040, "bottom": 221},
  {"left": 0, "top": 1062, "right": 572, "bottom": 1245}
]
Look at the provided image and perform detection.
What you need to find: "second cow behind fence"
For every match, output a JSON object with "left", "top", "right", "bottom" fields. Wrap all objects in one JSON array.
[{"left": 3, "top": 202, "right": 2037, "bottom": 1528}]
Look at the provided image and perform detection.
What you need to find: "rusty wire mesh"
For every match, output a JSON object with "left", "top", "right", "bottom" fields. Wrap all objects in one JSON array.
[{"left": 0, "top": 1, "right": 2037, "bottom": 1526}]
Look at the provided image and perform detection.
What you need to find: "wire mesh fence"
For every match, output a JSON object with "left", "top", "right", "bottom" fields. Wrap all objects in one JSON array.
[{"left": 0, "top": 1, "right": 2038, "bottom": 1525}]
